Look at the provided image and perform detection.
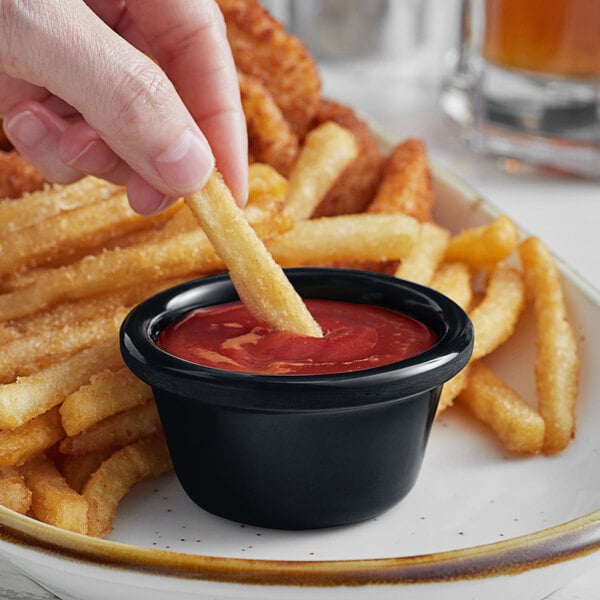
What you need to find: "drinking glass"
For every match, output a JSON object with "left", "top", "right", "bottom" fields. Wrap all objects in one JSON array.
[{"left": 440, "top": 0, "right": 600, "bottom": 178}]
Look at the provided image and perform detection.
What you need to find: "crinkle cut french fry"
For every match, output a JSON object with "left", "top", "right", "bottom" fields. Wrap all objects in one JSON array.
[
  {"left": 60, "top": 368, "right": 152, "bottom": 437},
  {"left": 0, "top": 230, "right": 222, "bottom": 322},
  {"left": 0, "top": 191, "right": 180, "bottom": 276},
  {"left": 395, "top": 222, "right": 450, "bottom": 285},
  {"left": 20, "top": 453, "right": 88, "bottom": 534},
  {"left": 83, "top": 433, "right": 172, "bottom": 537},
  {"left": 469, "top": 265, "right": 525, "bottom": 360},
  {"left": 0, "top": 176, "right": 117, "bottom": 236},
  {"left": 0, "top": 466, "right": 32, "bottom": 514},
  {"left": 430, "top": 262, "right": 473, "bottom": 312},
  {"left": 0, "top": 407, "right": 64, "bottom": 467},
  {"left": 59, "top": 400, "right": 162, "bottom": 456},
  {"left": 186, "top": 171, "right": 322, "bottom": 337},
  {"left": 268, "top": 213, "right": 420, "bottom": 266},
  {"left": 457, "top": 362, "right": 545, "bottom": 454},
  {"left": 445, "top": 215, "right": 519, "bottom": 270},
  {"left": 519, "top": 236, "right": 579, "bottom": 455},
  {"left": 0, "top": 339, "right": 121, "bottom": 429},
  {"left": 284, "top": 121, "right": 358, "bottom": 221},
  {"left": 368, "top": 138, "right": 433, "bottom": 223},
  {"left": 0, "top": 307, "right": 129, "bottom": 383}
]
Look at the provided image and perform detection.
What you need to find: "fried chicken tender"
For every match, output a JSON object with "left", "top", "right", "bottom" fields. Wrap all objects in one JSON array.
[
  {"left": 368, "top": 138, "right": 433, "bottom": 222},
  {"left": 310, "top": 99, "right": 384, "bottom": 217},
  {"left": 0, "top": 151, "right": 46, "bottom": 199},
  {"left": 238, "top": 71, "right": 299, "bottom": 177},
  {"left": 217, "top": 0, "right": 321, "bottom": 138}
]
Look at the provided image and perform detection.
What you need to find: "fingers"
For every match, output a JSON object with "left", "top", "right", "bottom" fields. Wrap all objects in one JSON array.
[
  {"left": 1, "top": 0, "right": 225, "bottom": 212},
  {"left": 2, "top": 101, "right": 81, "bottom": 184},
  {"left": 122, "top": 0, "right": 248, "bottom": 205}
]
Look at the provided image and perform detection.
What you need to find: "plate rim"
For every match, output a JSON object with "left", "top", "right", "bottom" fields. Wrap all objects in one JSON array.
[{"left": 1, "top": 161, "right": 600, "bottom": 588}]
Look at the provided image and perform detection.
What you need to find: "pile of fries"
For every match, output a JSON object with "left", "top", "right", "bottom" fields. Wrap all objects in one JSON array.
[{"left": 0, "top": 0, "right": 579, "bottom": 537}]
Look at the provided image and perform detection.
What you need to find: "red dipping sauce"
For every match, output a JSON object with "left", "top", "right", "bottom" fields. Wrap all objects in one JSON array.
[{"left": 157, "top": 299, "right": 437, "bottom": 376}]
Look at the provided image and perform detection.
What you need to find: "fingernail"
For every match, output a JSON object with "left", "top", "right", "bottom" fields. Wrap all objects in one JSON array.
[
  {"left": 4, "top": 110, "right": 49, "bottom": 149},
  {"left": 154, "top": 129, "right": 214, "bottom": 193}
]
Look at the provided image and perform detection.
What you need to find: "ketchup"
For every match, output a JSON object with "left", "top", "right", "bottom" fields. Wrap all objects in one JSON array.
[{"left": 157, "top": 299, "right": 437, "bottom": 375}]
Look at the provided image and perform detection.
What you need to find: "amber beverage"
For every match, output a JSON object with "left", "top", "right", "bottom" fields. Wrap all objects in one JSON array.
[
  {"left": 439, "top": 0, "right": 600, "bottom": 178},
  {"left": 483, "top": 0, "right": 600, "bottom": 78}
]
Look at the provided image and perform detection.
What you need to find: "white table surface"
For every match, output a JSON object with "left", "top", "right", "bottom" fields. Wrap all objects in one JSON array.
[{"left": 1, "top": 46, "right": 599, "bottom": 600}]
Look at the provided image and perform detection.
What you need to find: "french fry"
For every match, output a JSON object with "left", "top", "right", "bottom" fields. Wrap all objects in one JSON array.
[
  {"left": 186, "top": 171, "right": 322, "bottom": 337},
  {"left": 395, "top": 223, "right": 450, "bottom": 285},
  {"left": 0, "top": 466, "right": 32, "bottom": 514},
  {"left": 60, "top": 368, "right": 151, "bottom": 437},
  {"left": 0, "top": 150, "right": 44, "bottom": 199},
  {"left": 457, "top": 362, "right": 545, "bottom": 454},
  {"left": 469, "top": 265, "right": 525, "bottom": 360},
  {"left": 0, "top": 339, "right": 121, "bottom": 429},
  {"left": 437, "top": 364, "right": 471, "bottom": 414},
  {"left": 284, "top": 121, "right": 358, "bottom": 221},
  {"left": 445, "top": 215, "right": 519, "bottom": 270},
  {"left": 248, "top": 162, "right": 289, "bottom": 201},
  {"left": 268, "top": 213, "right": 419, "bottom": 266},
  {"left": 368, "top": 138, "right": 433, "bottom": 223},
  {"left": 0, "top": 176, "right": 116, "bottom": 235},
  {"left": 430, "top": 262, "right": 473, "bottom": 311},
  {"left": 0, "top": 308, "right": 128, "bottom": 383},
  {"left": 0, "top": 230, "right": 222, "bottom": 322},
  {"left": 519, "top": 236, "right": 579, "bottom": 454},
  {"left": 20, "top": 453, "right": 88, "bottom": 534},
  {"left": 0, "top": 191, "right": 180, "bottom": 276},
  {"left": 310, "top": 99, "right": 384, "bottom": 218},
  {"left": 0, "top": 407, "right": 65, "bottom": 467},
  {"left": 59, "top": 401, "right": 162, "bottom": 456},
  {"left": 58, "top": 449, "right": 114, "bottom": 493},
  {"left": 83, "top": 433, "right": 172, "bottom": 537}
]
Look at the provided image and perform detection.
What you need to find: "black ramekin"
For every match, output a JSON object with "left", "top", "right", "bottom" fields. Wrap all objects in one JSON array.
[{"left": 120, "top": 268, "right": 473, "bottom": 530}]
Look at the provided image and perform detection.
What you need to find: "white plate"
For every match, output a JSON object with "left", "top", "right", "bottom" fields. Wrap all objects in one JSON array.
[{"left": 1, "top": 164, "right": 599, "bottom": 600}]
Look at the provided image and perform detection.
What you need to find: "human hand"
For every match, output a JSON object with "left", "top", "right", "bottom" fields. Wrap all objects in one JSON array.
[{"left": 0, "top": 0, "right": 248, "bottom": 214}]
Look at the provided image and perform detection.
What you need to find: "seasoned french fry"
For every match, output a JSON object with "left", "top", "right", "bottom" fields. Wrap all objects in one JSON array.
[
  {"left": 186, "top": 171, "right": 322, "bottom": 337},
  {"left": 20, "top": 454, "right": 88, "bottom": 534},
  {"left": 284, "top": 121, "right": 358, "bottom": 221},
  {"left": 395, "top": 223, "right": 450, "bottom": 285},
  {"left": 0, "top": 176, "right": 117, "bottom": 235},
  {"left": 437, "top": 364, "right": 471, "bottom": 414},
  {"left": 0, "top": 230, "right": 222, "bottom": 322},
  {"left": 0, "top": 308, "right": 128, "bottom": 383},
  {"left": 0, "top": 339, "right": 121, "bottom": 429},
  {"left": 59, "top": 400, "right": 162, "bottom": 456},
  {"left": 83, "top": 433, "right": 172, "bottom": 537},
  {"left": 519, "top": 236, "right": 579, "bottom": 454},
  {"left": 469, "top": 265, "right": 525, "bottom": 360},
  {"left": 60, "top": 368, "right": 152, "bottom": 437},
  {"left": 268, "top": 213, "right": 419, "bottom": 266},
  {"left": 430, "top": 262, "right": 473, "bottom": 311},
  {"left": 0, "top": 150, "right": 44, "bottom": 199},
  {"left": 0, "top": 407, "right": 65, "bottom": 467},
  {"left": 248, "top": 162, "right": 289, "bottom": 202},
  {"left": 368, "top": 138, "right": 433, "bottom": 223},
  {"left": 457, "top": 362, "right": 545, "bottom": 454},
  {"left": 0, "top": 192, "right": 179, "bottom": 276},
  {"left": 59, "top": 449, "right": 114, "bottom": 493},
  {"left": 0, "top": 466, "right": 32, "bottom": 514},
  {"left": 445, "top": 215, "right": 519, "bottom": 270}
]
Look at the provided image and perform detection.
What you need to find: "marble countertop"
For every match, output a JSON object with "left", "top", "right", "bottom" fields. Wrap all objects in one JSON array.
[{"left": 1, "top": 48, "right": 599, "bottom": 600}]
